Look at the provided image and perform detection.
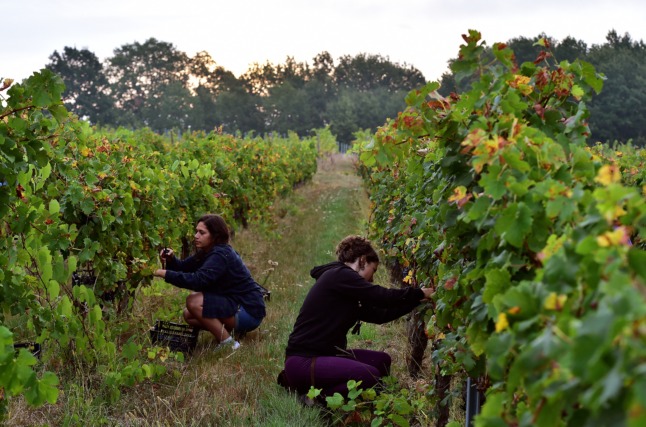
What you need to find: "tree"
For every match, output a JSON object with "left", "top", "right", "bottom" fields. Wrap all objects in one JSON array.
[
  {"left": 587, "top": 31, "right": 646, "bottom": 145},
  {"left": 554, "top": 36, "right": 588, "bottom": 63},
  {"left": 240, "top": 61, "right": 280, "bottom": 96},
  {"left": 333, "top": 53, "right": 426, "bottom": 92},
  {"left": 263, "top": 82, "right": 315, "bottom": 135},
  {"left": 46, "top": 47, "right": 114, "bottom": 124},
  {"left": 106, "top": 38, "right": 190, "bottom": 130},
  {"left": 143, "top": 81, "right": 194, "bottom": 132},
  {"left": 326, "top": 89, "right": 359, "bottom": 144},
  {"left": 214, "top": 88, "right": 264, "bottom": 134},
  {"left": 188, "top": 51, "right": 244, "bottom": 131},
  {"left": 312, "top": 51, "right": 335, "bottom": 83}
]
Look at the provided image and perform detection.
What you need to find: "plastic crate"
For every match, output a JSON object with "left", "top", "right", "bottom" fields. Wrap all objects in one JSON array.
[
  {"left": 149, "top": 321, "right": 199, "bottom": 353},
  {"left": 14, "top": 342, "right": 42, "bottom": 359},
  {"left": 72, "top": 265, "right": 96, "bottom": 287},
  {"left": 259, "top": 285, "right": 271, "bottom": 302}
]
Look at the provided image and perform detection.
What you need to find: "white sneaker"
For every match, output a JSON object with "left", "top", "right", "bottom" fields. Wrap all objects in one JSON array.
[{"left": 214, "top": 337, "right": 240, "bottom": 351}]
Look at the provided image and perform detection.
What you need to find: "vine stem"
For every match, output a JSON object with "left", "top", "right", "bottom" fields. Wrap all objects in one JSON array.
[{"left": 0, "top": 105, "right": 34, "bottom": 120}]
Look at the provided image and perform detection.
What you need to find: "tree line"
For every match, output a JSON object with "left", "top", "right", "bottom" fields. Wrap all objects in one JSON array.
[
  {"left": 44, "top": 39, "right": 425, "bottom": 143},
  {"left": 42, "top": 30, "right": 645, "bottom": 145}
]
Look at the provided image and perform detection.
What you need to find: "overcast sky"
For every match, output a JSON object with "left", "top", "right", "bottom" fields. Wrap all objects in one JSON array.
[{"left": 4, "top": 0, "right": 646, "bottom": 84}]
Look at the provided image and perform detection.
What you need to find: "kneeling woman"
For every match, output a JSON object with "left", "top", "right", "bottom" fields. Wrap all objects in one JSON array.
[
  {"left": 282, "top": 235, "right": 432, "bottom": 397},
  {"left": 153, "top": 214, "right": 266, "bottom": 349}
]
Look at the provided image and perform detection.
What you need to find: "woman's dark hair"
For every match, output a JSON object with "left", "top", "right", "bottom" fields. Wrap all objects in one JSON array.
[
  {"left": 335, "top": 235, "right": 379, "bottom": 264},
  {"left": 197, "top": 214, "right": 230, "bottom": 248}
]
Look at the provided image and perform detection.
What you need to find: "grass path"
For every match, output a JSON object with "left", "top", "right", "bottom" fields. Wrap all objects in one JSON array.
[{"left": 120, "top": 154, "right": 375, "bottom": 426}]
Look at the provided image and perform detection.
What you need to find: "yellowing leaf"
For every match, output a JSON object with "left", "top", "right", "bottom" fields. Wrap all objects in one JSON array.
[
  {"left": 571, "top": 84, "right": 584, "bottom": 100},
  {"left": 495, "top": 313, "right": 509, "bottom": 332},
  {"left": 403, "top": 270, "right": 414, "bottom": 284},
  {"left": 544, "top": 292, "right": 567, "bottom": 310},
  {"left": 448, "top": 186, "right": 472, "bottom": 208},
  {"left": 537, "top": 234, "right": 566, "bottom": 264},
  {"left": 597, "top": 226, "right": 631, "bottom": 247},
  {"left": 509, "top": 75, "right": 533, "bottom": 95},
  {"left": 595, "top": 164, "right": 621, "bottom": 186}
]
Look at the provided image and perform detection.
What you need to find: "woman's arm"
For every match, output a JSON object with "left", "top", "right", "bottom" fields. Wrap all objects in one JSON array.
[
  {"left": 358, "top": 295, "right": 425, "bottom": 324},
  {"left": 163, "top": 250, "right": 228, "bottom": 292}
]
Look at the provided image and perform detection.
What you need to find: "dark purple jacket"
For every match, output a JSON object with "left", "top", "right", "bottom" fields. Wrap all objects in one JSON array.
[{"left": 285, "top": 262, "right": 424, "bottom": 357}]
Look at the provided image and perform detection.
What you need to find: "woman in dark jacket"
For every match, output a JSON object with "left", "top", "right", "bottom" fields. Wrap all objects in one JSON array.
[
  {"left": 153, "top": 214, "right": 266, "bottom": 350},
  {"left": 282, "top": 235, "right": 431, "bottom": 397}
]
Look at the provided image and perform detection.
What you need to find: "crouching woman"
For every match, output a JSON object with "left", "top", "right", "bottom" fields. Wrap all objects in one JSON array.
[
  {"left": 153, "top": 214, "right": 266, "bottom": 350},
  {"left": 281, "top": 235, "right": 431, "bottom": 398}
]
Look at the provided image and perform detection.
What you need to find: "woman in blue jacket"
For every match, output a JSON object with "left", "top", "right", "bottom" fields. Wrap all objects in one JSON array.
[{"left": 153, "top": 214, "right": 266, "bottom": 350}]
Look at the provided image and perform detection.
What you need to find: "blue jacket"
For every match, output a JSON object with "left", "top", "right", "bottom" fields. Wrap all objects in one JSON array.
[{"left": 164, "top": 244, "right": 266, "bottom": 320}]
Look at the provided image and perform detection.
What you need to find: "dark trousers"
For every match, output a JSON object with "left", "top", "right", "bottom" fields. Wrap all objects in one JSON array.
[{"left": 284, "top": 349, "right": 391, "bottom": 397}]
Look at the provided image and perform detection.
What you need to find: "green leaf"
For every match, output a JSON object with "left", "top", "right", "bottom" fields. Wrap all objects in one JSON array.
[
  {"left": 0, "top": 326, "right": 14, "bottom": 347},
  {"left": 89, "top": 305, "right": 102, "bottom": 324},
  {"left": 389, "top": 413, "right": 410, "bottom": 427},
  {"left": 24, "top": 371, "right": 59, "bottom": 406},
  {"left": 466, "top": 195, "right": 492, "bottom": 223},
  {"left": 495, "top": 202, "right": 533, "bottom": 248},
  {"left": 48, "top": 280, "right": 60, "bottom": 300},
  {"left": 479, "top": 166, "right": 506, "bottom": 200},
  {"left": 501, "top": 149, "right": 530, "bottom": 173},
  {"left": 359, "top": 150, "right": 376, "bottom": 167},
  {"left": 48, "top": 104, "right": 68, "bottom": 123},
  {"left": 393, "top": 398, "right": 413, "bottom": 415},
  {"left": 38, "top": 162, "right": 52, "bottom": 185},
  {"left": 372, "top": 417, "right": 384, "bottom": 427},
  {"left": 575, "top": 235, "right": 598, "bottom": 255},
  {"left": 49, "top": 199, "right": 60, "bottom": 215},
  {"left": 483, "top": 268, "right": 511, "bottom": 303},
  {"left": 58, "top": 296, "right": 73, "bottom": 317},
  {"left": 499, "top": 282, "right": 538, "bottom": 318},
  {"left": 598, "top": 362, "right": 623, "bottom": 406},
  {"left": 38, "top": 246, "right": 53, "bottom": 284},
  {"left": 142, "top": 364, "right": 152, "bottom": 378},
  {"left": 80, "top": 198, "right": 95, "bottom": 215},
  {"left": 628, "top": 248, "right": 646, "bottom": 282},
  {"left": 576, "top": 59, "right": 604, "bottom": 94},
  {"left": 477, "top": 391, "right": 505, "bottom": 418},
  {"left": 326, "top": 393, "right": 345, "bottom": 410},
  {"left": 122, "top": 341, "right": 139, "bottom": 360},
  {"left": 466, "top": 322, "right": 489, "bottom": 357}
]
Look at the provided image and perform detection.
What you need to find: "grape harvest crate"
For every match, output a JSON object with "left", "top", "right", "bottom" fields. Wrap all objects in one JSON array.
[
  {"left": 14, "top": 342, "right": 42, "bottom": 359},
  {"left": 149, "top": 321, "right": 199, "bottom": 353},
  {"left": 260, "top": 285, "right": 271, "bottom": 301}
]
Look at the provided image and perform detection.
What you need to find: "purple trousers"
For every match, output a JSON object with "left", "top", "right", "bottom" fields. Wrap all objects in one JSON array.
[{"left": 284, "top": 349, "right": 391, "bottom": 396}]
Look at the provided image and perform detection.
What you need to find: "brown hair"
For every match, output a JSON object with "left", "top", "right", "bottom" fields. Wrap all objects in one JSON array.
[
  {"left": 335, "top": 235, "right": 380, "bottom": 265},
  {"left": 197, "top": 214, "right": 230, "bottom": 248}
]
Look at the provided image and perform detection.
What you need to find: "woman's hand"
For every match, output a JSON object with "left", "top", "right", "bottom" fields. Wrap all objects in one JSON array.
[
  {"left": 421, "top": 287, "right": 434, "bottom": 300},
  {"left": 159, "top": 248, "right": 174, "bottom": 262},
  {"left": 153, "top": 269, "right": 166, "bottom": 278}
]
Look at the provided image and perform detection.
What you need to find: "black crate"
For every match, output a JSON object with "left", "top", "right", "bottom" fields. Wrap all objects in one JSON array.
[
  {"left": 14, "top": 342, "right": 42, "bottom": 359},
  {"left": 72, "top": 265, "right": 96, "bottom": 287},
  {"left": 149, "top": 321, "right": 199, "bottom": 353},
  {"left": 259, "top": 285, "right": 271, "bottom": 302}
]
